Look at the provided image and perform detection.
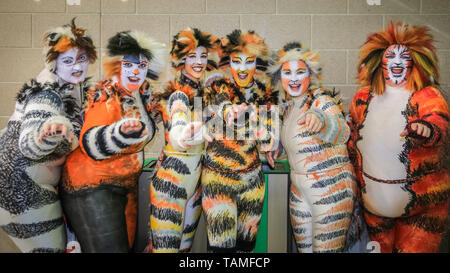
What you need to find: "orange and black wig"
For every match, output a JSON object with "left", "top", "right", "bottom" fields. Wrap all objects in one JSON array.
[
  {"left": 220, "top": 30, "right": 269, "bottom": 72},
  {"left": 170, "top": 28, "right": 221, "bottom": 71},
  {"left": 43, "top": 18, "right": 97, "bottom": 72},
  {"left": 358, "top": 21, "right": 439, "bottom": 95}
]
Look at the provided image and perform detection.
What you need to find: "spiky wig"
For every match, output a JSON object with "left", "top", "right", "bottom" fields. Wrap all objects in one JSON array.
[
  {"left": 43, "top": 18, "right": 97, "bottom": 72},
  {"left": 220, "top": 30, "right": 269, "bottom": 72},
  {"left": 103, "top": 30, "right": 166, "bottom": 80},
  {"left": 170, "top": 28, "right": 221, "bottom": 71},
  {"left": 358, "top": 21, "right": 439, "bottom": 95},
  {"left": 268, "top": 42, "right": 322, "bottom": 99}
]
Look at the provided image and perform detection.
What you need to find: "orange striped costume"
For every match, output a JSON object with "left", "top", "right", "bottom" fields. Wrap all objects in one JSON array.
[
  {"left": 61, "top": 80, "right": 156, "bottom": 251},
  {"left": 348, "top": 22, "right": 449, "bottom": 253}
]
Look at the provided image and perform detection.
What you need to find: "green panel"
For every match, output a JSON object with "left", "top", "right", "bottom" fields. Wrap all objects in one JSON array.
[
  {"left": 142, "top": 158, "right": 158, "bottom": 171},
  {"left": 254, "top": 173, "right": 268, "bottom": 253}
]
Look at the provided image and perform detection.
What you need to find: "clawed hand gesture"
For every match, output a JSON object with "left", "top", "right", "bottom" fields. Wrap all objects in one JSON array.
[
  {"left": 298, "top": 113, "right": 323, "bottom": 133},
  {"left": 120, "top": 119, "right": 148, "bottom": 137},
  {"left": 39, "top": 123, "right": 75, "bottom": 143}
]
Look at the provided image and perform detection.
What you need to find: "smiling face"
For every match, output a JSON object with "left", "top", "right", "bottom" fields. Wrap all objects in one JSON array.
[
  {"left": 55, "top": 47, "right": 89, "bottom": 84},
  {"left": 382, "top": 44, "right": 412, "bottom": 87},
  {"left": 230, "top": 52, "right": 256, "bottom": 87},
  {"left": 281, "top": 60, "right": 310, "bottom": 97},
  {"left": 119, "top": 54, "right": 149, "bottom": 92},
  {"left": 183, "top": 46, "right": 208, "bottom": 81}
]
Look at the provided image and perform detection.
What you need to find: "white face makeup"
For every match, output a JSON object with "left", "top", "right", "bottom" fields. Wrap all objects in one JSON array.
[
  {"left": 185, "top": 46, "right": 208, "bottom": 66},
  {"left": 382, "top": 44, "right": 412, "bottom": 87},
  {"left": 281, "top": 60, "right": 310, "bottom": 97},
  {"left": 230, "top": 53, "right": 257, "bottom": 87},
  {"left": 230, "top": 53, "right": 256, "bottom": 72},
  {"left": 55, "top": 47, "right": 89, "bottom": 84},
  {"left": 120, "top": 54, "right": 149, "bottom": 92},
  {"left": 184, "top": 46, "right": 208, "bottom": 80}
]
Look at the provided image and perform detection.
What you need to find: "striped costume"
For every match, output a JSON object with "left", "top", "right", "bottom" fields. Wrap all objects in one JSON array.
[
  {"left": 61, "top": 30, "right": 165, "bottom": 252},
  {"left": 349, "top": 85, "right": 449, "bottom": 252},
  {"left": 201, "top": 76, "right": 278, "bottom": 252},
  {"left": 0, "top": 20, "right": 96, "bottom": 253},
  {"left": 0, "top": 70, "right": 87, "bottom": 252},
  {"left": 61, "top": 79, "right": 156, "bottom": 252},
  {"left": 348, "top": 22, "right": 449, "bottom": 253},
  {"left": 150, "top": 78, "right": 205, "bottom": 253},
  {"left": 269, "top": 42, "right": 358, "bottom": 253},
  {"left": 281, "top": 88, "right": 357, "bottom": 252},
  {"left": 149, "top": 28, "right": 220, "bottom": 253}
]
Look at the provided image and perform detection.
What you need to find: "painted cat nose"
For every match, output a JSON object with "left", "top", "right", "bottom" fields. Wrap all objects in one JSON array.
[{"left": 133, "top": 68, "right": 139, "bottom": 74}]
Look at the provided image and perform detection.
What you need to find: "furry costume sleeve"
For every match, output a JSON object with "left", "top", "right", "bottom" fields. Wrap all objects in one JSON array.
[
  {"left": 307, "top": 89, "right": 350, "bottom": 145},
  {"left": 18, "top": 89, "right": 73, "bottom": 160},
  {"left": 410, "top": 86, "right": 449, "bottom": 148},
  {"left": 79, "top": 90, "right": 150, "bottom": 161},
  {"left": 167, "top": 91, "right": 196, "bottom": 151}
]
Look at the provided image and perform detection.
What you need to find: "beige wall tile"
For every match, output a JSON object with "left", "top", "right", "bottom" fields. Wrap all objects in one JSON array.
[
  {"left": 349, "top": 0, "right": 420, "bottom": 14},
  {"left": 0, "top": 49, "right": 43, "bottom": 83},
  {"left": 102, "top": 0, "right": 136, "bottom": 13},
  {"left": 0, "top": 0, "right": 65, "bottom": 13},
  {"left": 347, "top": 50, "right": 359, "bottom": 84},
  {"left": 0, "top": 83, "right": 22, "bottom": 117},
  {"left": 33, "top": 14, "right": 101, "bottom": 48},
  {"left": 207, "top": 0, "right": 275, "bottom": 14},
  {"left": 137, "top": 0, "right": 205, "bottom": 14},
  {"left": 101, "top": 15, "right": 170, "bottom": 48},
  {"left": 241, "top": 15, "right": 311, "bottom": 49},
  {"left": 438, "top": 51, "right": 450, "bottom": 85},
  {"left": 277, "top": 0, "right": 347, "bottom": 14},
  {"left": 384, "top": 15, "right": 450, "bottom": 49},
  {"left": 170, "top": 15, "right": 240, "bottom": 39},
  {"left": 0, "top": 117, "right": 9, "bottom": 129},
  {"left": 421, "top": 0, "right": 450, "bottom": 14},
  {"left": 0, "top": 14, "right": 32, "bottom": 47},
  {"left": 312, "top": 15, "right": 383, "bottom": 49},
  {"left": 68, "top": 0, "right": 101, "bottom": 13},
  {"left": 317, "top": 50, "right": 347, "bottom": 84}
]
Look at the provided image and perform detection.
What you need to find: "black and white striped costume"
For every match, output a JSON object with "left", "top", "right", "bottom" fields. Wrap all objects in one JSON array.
[{"left": 0, "top": 69, "right": 87, "bottom": 253}]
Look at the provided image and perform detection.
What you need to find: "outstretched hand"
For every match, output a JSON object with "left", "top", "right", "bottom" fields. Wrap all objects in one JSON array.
[
  {"left": 298, "top": 113, "right": 323, "bottom": 133},
  {"left": 120, "top": 120, "right": 148, "bottom": 137},
  {"left": 400, "top": 122, "right": 431, "bottom": 138},
  {"left": 227, "top": 103, "right": 248, "bottom": 126},
  {"left": 39, "top": 123, "right": 75, "bottom": 143}
]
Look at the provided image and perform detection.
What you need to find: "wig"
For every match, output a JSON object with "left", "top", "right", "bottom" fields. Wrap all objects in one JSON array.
[
  {"left": 358, "top": 21, "right": 439, "bottom": 95},
  {"left": 43, "top": 18, "right": 97, "bottom": 72},
  {"left": 268, "top": 42, "right": 322, "bottom": 102},
  {"left": 103, "top": 30, "right": 166, "bottom": 80}
]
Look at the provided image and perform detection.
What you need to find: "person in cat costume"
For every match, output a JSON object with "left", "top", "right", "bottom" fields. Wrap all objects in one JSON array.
[
  {"left": 0, "top": 19, "right": 97, "bottom": 252},
  {"left": 200, "top": 30, "right": 279, "bottom": 253},
  {"left": 60, "top": 30, "right": 165, "bottom": 252},
  {"left": 149, "top": 28, "right": 220, "bottom": 253},
  {"left": 268, "top": 42, "right": 358, "bottom": 253},
  {"left": 348, "top": 22, "right": 449, "bottom": 253}
]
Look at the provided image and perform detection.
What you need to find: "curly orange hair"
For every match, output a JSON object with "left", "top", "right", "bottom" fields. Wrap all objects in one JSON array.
[{"left": 358, "top": 21, "right": 439, "bottom": 94}]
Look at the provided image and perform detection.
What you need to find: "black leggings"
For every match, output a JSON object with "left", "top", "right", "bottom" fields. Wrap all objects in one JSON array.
[{"left": 60, "top": 185, "right": 130, "bottom": 253}]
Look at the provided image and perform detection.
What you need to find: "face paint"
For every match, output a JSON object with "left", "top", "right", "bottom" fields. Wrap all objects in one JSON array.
[
  {"left": 184, "top": 46, "right": 208, "bottom": 81},
  {"left": 119, "top": 54, "right": 149, "bottom": 92},
  {"left": 55, "top": 47, "right": 89, "bottom": 84},
  {"left": 230, "top": 52, "right": 256, "bottom": 87},
  {"left": 281, "top": 60, "right": 310, "bottom": 97},
  {"left": 382, "top": 44, "right": 412, "bottom": 87}
]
